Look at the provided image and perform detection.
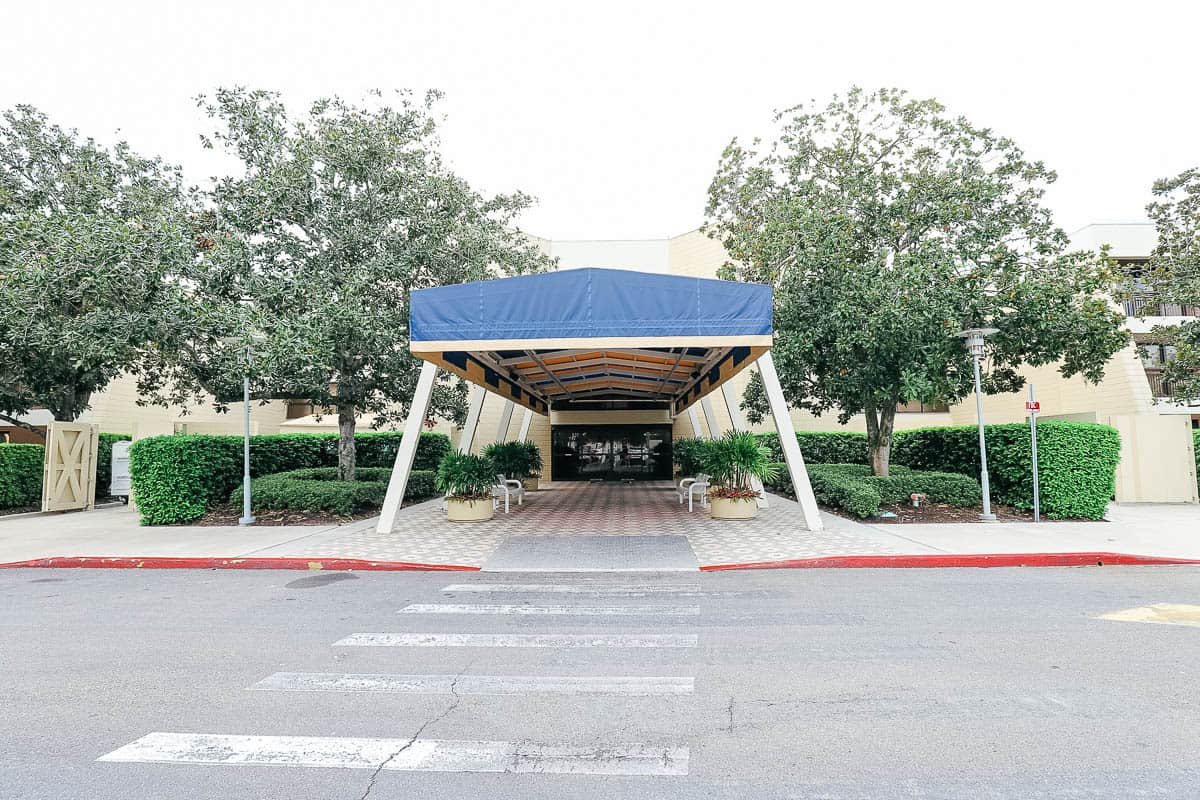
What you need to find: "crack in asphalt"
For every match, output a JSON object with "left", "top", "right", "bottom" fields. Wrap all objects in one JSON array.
[{"left": 358, "top": 665, "right": 470, "bottom": 800}]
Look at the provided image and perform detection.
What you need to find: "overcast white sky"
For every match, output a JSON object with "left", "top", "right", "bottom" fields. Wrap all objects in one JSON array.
[{"left": 4, "top": 1, "right": 1197, "bottom": 240}]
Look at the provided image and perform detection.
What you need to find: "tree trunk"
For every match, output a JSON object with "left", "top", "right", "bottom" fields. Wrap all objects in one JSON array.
[
  {"left": 869, "top": 403, "right": 896, "bottom": 477},
  {"left": 49, "top": 387, "right": 87, "bottom": 422},
  {"left": 337, "top": 403, "right": 356, "bottom": 481}
]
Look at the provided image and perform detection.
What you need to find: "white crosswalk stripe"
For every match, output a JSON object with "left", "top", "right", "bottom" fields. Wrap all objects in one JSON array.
[
  {"left": 334, "top": 632, "right": 698, "bottom": 648},
  {"left": 98, "top": 732, "right": 688, "bottom": 776},
  {"left": 250, "top": 672, "right": 695, "bottom": 695},
  {"left": 400, "top": 603, "right": 700, "bottom": 616},
  {"left": 100, "top": 575, "right": 703, "bottom": 783},
  {"left": 442, "top": 583, "right": 702, "bottom": 595}
]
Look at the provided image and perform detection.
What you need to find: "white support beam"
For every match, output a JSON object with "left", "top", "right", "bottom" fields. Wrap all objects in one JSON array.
[
  {"left": 496, "top": 399, "right": 514, "bottom": 443},
  {"left": 720, "top": 382, "right": 746, "bottom": 430},
  {"left": 517, "top": 408, "right": 533, "bottom": 441},
  {"left": 700, "top": 396, "right": 720, "bottom": 439},
  {"left": 721, "top": 382, "right": 767, "bottom": 509},
  {"left": 757, "top": 352, "right": 822, "bottom": 531},
  {"left": 377, "top": 361, "right": 438, "bottom": 534},
  {"left": 458, "top": 384, "right": 486, "bottom": 454},
  {"left": 687, "top": 406, "right": 702, "bottom": 437}
]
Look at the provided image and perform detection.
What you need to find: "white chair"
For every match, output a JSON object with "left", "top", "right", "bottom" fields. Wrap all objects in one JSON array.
[
  {"left": 492, "top": 474, "right": 525, "bottom": 514},
  {"left": 677, "top": 473, "right": 709, "bottom": 512}
]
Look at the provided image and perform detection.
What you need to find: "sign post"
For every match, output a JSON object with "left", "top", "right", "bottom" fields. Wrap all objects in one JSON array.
[{"left": 1026, "top": 386, "right": 1040, "bottom": 523}]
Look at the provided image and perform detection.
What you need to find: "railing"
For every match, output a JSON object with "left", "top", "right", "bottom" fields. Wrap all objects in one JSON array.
[
  {"left": 1144, "top": 367, "right": 1176, "bottom": 398},
  {"left": 1122, "top": 297, "right": 1200, "bottom": 318}
]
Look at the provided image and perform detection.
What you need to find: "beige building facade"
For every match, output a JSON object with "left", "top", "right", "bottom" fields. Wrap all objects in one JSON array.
[{"left": 9, "top": 223, "right": 1195, "bottom": 503}]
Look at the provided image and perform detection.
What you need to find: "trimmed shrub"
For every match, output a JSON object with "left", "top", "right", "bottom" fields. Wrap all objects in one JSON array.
[
  {"left": 756, "top": 431, "right": 869, "bottom": 465},
  {"left": 893, "top": 422, "right": 1120, "bottom": 519},
  {"left": 239, "top": 467, "right": 437, "bottom": 516},
  {"left": 130, "top": 431, "right": 450, "bottom": 524},
  {"left": 356, "top": 431, "right": 451, "bottom": 472},
  {"left": 0, "top": 443, "right": 44, "bottom": 508},
  {"left": 772, "top": 462, "right": 981, "bottom": 518},
  {"left": 806, "top": 464, "right": 883, "bottom": 518},
  {"left": 96, "top": 433, "right": 132, "bottom": 499},
  {"left": 129, "top": 435, "right": 241, "bottom": 524}
]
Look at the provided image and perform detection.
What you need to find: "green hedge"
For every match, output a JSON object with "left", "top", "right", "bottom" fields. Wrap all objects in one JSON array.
[
  {"left": 1194, "top": 430, "right": 1199, "bottom": 495},
  {"left": 129, "top": 431, "right": 451, "bottom": 525},
  {"left": 240, "top": 467, "right": 437, "bottom": 516},
  {"left": 0, "top": 443, "right": 44, "bottom": 508},
  {"left": 892, "top": 422, "right": 1120, "bottom": 519},
  {"left": 756, "top": 431, "right": 869, "bottom": 465},
  {"left": 0, "top": 433, "right": 131, "bottom": 508},
  {"left": 792, "top": 463, "right": 981, "bottom": 518}
]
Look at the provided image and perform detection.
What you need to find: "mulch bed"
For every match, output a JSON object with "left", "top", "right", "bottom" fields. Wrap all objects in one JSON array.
[
  {"left": 867, "top": 502, "right": 1035, "bottom": 523},
  {"left": 184, "top": 506, "right": 379, "bottom": 527},
  {"left": 184, "top": 495, "right": 439, "bottom": 527}
]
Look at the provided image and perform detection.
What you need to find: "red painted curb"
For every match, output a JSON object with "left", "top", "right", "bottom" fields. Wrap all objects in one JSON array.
[
  {"left": 0, "top": 556, "right": 480, "bottom": 572},
  {"left": 701, "top": 552, "right": 1200, "bottom": 570}
]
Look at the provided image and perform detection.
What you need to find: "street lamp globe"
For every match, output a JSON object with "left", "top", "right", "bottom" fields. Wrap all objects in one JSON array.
[{"left": 955, "top": 327, "right": 999, "bottom": 357}]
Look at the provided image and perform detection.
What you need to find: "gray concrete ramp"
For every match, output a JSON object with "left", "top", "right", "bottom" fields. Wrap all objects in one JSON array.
[{"left": 483, "top": 534, "right": 700, "bottom": 572}]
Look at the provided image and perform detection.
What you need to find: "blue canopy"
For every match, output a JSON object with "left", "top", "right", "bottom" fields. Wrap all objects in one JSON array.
[{"left": 410, "top": 268, "right": 772, "bottom": 344}]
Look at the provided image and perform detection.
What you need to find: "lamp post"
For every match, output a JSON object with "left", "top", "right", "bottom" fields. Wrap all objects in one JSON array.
[
  {"left": 956, "top": 327, "right": 999, "bottom": 522},
  {"left": 222, "top": 334, "right": 259, "bottom": 526},
  {"left": 237, "top": 342, "right": 255, "bottom": 526}
]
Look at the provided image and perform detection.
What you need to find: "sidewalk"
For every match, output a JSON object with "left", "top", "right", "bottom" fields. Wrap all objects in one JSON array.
[
  {"left": 858, "top": 503, "right": 1200, "bottom": 562},
  {"left": 0, "top": 499, "right": 1197, "bottom": 571}
]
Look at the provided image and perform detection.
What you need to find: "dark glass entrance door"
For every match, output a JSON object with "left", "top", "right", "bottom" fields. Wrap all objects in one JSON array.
[{"left": 551, "top": 425, "right": 673, "bottom": 481}]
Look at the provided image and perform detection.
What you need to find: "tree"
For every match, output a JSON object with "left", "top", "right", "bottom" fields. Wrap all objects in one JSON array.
[
  {"left": 0, "top": 106, "right": 194, "bottom": 435},
  {"left": 140, "top": 88, "right": 552, "bottom": 479},
  {"left": 1133, "top": 168, "right": 1200, "bottom": 400},
  {"left": 706, "top": 88, "right": 1129, "bottom": 475}
]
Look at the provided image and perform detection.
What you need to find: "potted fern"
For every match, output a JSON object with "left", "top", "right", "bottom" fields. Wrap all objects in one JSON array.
[
  {"left": 518, "top": 441, "right": 543, "bottom": 491},
  {"left": 672, "top": 437, "right": 706, "bottom": 488},
  {"left": 435, "top": 452, "right": 496, "bottom": 522},
  {"left": 483, "top": 441, "right": 544, "bottom": 491},
  {"left": 701, "top": 431, "right": 780, "bottom": 520}
]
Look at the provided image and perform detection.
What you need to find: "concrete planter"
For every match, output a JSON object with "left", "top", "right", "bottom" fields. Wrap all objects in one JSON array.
[
  {"left": 709, "top": 496, "right": 758, "bottom": 520},
  {"left": 446, "top": 498, "right": 495, "bottom": 522},
  {"left": 523, "top": 477, "right": 539, "bottom": 491}
]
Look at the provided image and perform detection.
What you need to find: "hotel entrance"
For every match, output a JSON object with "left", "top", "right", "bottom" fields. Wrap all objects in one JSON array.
[{"left": 551, "top": 425, "right": 673, "bottom": 481}]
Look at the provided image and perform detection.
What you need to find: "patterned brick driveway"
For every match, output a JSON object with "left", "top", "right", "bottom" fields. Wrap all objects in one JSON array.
[{"left": 269, "top": 481, "right": 920, "bottom": 569}]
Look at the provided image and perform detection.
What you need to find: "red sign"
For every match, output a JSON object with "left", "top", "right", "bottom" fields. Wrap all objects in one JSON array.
[{"left": 1025, "top": 401, "right": 1040, "bottom": 412}]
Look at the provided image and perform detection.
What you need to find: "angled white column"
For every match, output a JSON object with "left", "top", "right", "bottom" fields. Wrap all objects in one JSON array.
[
  {"left": 686, "top": 406, "right": 702, "bottom": 437},
  {"left": 496, "top": 399, "right": 515, "bottom": 443},
  {"left": 517, "top": 408, "right": 534, "bottom": 441},
  {"left": 756, "top": 353, "right": 822, "bottom": 531},
  {"left": 377, "top": 361, "right": 438, "bottom": 534},
  {"left": 720, "top": 382, "right": 746, "bottom": 430},
  {"left": 457, "top": 384, "right": 486, "bottom": 455},
  {"left": 721, "top": 382, "right": 767, "bottom": 509},
  {"left": 700, "top": 396, "right": 720, "bottom": 438}
]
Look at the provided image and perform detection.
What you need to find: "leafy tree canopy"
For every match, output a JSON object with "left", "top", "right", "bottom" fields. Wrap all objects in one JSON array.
[
  {"left": 706, "top": 88, "right": 1128, "bottom": 474},
  {"left": 1133, "top": 168, "right": 1200, "bottom": 400},
  {"left": 0, "top": 106, "right": 194, "bottom": 432},
  {"left": 140, "top": 88, "right": 553, "bottom": 478}
]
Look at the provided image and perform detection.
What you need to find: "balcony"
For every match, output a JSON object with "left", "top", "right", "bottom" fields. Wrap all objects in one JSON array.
[
  {"left": 1122, "top": 297, "right": 1200, "bottom": 318},
  {"left": 1144, "top": 367, "right": 1176, "bottom": 398}
]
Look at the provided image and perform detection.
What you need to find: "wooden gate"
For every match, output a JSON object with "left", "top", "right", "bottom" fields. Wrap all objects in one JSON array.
[{"left": 41, "top": 422, "right": 99, "bottom": 513}]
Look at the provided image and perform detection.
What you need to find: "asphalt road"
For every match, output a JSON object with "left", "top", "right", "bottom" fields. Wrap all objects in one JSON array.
[{"left": 1, "top": 565, "right": 1197, "bottom": 799}]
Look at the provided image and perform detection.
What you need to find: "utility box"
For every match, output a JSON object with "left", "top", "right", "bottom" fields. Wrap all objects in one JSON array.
[{"left": 110, "top": 440, "right": 132, "bottom": 501}]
